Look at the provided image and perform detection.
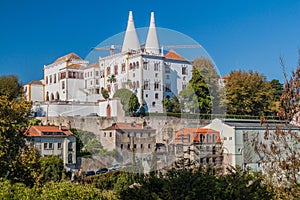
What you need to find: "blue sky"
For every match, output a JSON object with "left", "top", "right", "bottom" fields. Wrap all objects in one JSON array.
[{"left": 1, "top": 0, "right": 300, "bottom": 84}]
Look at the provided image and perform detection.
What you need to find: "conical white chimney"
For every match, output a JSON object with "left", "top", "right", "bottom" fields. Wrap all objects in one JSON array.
[
  {"left": 122, "top": 11, "right": 141, "bottom": 52},
  {"left": 145, "top": 12, "right": 160, "bottom": 54}
]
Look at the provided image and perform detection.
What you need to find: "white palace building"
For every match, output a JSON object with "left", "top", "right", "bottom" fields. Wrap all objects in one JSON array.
[{"left": 25, "top": 11, "right": 193, "bottom": 116}]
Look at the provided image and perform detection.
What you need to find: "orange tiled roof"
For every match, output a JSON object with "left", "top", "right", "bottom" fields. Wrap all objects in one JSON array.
[
  {"left": 25, "top": 125, "right": 73, "bottom": 137},
  {"left": 54, "top": 53, "right": 82, "bottom": 64},
  {"left": 28, "top": 80, "right": 43, "bottom": 85},
  {"left": 103, "top": 122, "right": 155, "bottom": 131},
  {"left": 174, "top": 128, "right": 221, "bottom": 143},
  {"left": 165, "top": 50, "right": 187, "bottom": 62},
  {"left": 67, "top": 63, "right": 85, "bottom": 69}
]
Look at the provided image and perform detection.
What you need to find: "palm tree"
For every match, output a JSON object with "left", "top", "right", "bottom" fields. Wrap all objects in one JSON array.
[{"left": 107, "top": 74, "right": 117, "bottom": 96}]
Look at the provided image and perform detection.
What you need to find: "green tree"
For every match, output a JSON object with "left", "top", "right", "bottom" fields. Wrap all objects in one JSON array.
[
  {"left": 101, "top": 89, "right": 109, "bottom": 99},
  {"left": 113, "top": 89, "right": 140, "bottom": 115},
  {"left": 162, "top": 96, "right": 181, "bottom": 113},
  {"left": 180, "top": 67, "right": 212, "bottom": 114},
  {"left": 269, "top": 79, "right": 283, "bottom": 114},
  {"left": 224, "top": 70, "right": 273, "bottom": 116},
  {"left": 128, "top": 93, "right": 140, "bottom": 116},
  {"left": 38, "top": 156, "right": 65, "bottom": 184},
  {"left": 0, "top": 95, "right": 32, "bottom": 180},
  {"left": 0, "top": 75, "right": 22, "bottom": 100},
  {"left": 193, "top": 57, "right": 224, "bottom": 113}
]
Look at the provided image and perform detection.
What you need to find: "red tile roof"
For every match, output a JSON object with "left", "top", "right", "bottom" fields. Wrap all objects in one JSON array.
[
  {"left": 28, "top": 80, "right": 43, "bottom": 85},
  {"left": 103, "top": 122, "right": 155, "bottom": 131},
  {"left": 54, "top": 53, "right": 82, "bottom": 64},
  {"left": 175, "top": 128, "right": 221, "bottom": 143},
  {"left": 25, "top": 125, "right": 73, "bottom": 137},
  {"left": 165, "top": 50, "right": 187, "bottom": 62},
  {"left": 67, "top": 63, "right": 85, "bottom": 69}
]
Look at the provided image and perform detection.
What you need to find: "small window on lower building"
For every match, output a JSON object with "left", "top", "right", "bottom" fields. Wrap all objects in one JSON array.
[
  {"left": 58, "top": 143, "right": 62, "bottom": 149},
  {"left": 68, "top": 154, "right": 73, "bottom": 163}
]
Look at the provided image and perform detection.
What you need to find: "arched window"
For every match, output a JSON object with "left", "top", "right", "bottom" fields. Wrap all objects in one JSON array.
[
  {"left": 200, "top": 134, "right": 204, "bottom": 143},
  {"left": 46, "top": 92, "right": 49, "bottom": 101},
  {"left": 107, "top": 104, "right": 111, "bottom": 117},
  {"left": 212, "top": 134, "right": 216, "bottom": 143},
  {"left": 206, "top": 134, "right": 211, "bottom": 143},
  {"left": 68, "top": 154, "right": 73, "bottom": 163},
  {"left": 136, "top": 61, "right": 139, "bottom": 68},
  {"left": 51, "top": 93, "right": 54, "bottom": 101},
  {"left": 68, "top": 142, "right": 73, "bottom": 151},
  {"left": 56, "top": 92, "right": 60, "bottom": 101}
]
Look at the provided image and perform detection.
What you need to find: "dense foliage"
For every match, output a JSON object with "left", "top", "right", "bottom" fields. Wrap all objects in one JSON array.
[
  {"left": 0, "top": 75, "right": 22, "bottom": 100},
  {"left": 224, "top": 70, "right": 274, "bottom": 116},
  {"left": 113, "top": 88, "right": 140, "bottom": 115},
  {"left": 180, "top": 67, "right": 212, "bottom": 114}
]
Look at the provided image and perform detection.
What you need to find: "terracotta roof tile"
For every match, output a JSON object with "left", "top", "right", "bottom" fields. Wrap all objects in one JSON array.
[
  {"left": 54, "top": 53, "right": 82, "bottom": 64},
  {"left": 28, "top": 80, "right": 43, "bottom": 85},
  {"left": 67, "top": 64, "right": 85, "bottom": 69},
  {"left": 25, "top": 125, "right": 73, "bottom": 137},
  {"left": 175, "top": 128, "right": 221, "bottom": 143},
  {"left": 165, "top": 50, "right": 187, "bottom": 62}
]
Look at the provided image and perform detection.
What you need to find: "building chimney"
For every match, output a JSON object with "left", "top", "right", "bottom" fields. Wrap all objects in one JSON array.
[
  {"left": 122, "top": 11, "right": 141, "bottom": 52},
  {"left": 145, "top": 12, "right": 160, "bottom": 54}
]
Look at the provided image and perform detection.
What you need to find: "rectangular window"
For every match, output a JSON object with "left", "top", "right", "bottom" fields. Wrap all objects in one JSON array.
[
  {"left": 107, "top": 67, "right": 111, "bottom": 75},
  {"left": 49, "top": 75, "right": 52, "bottom": 84},
  {"left": 96, "top": 71, "right": 99, "bottom": 76},
  {"left": 148, "top": 144, "right": 151, "bottom": 149},
  {"left": 165, "top": 83, "right": 171, "bottom": 92},
  {"left": 141, "top": 144, "right": 143, "bottom": 148},
  {"left": 45, "top": 76, "right": 48, "bottom": 84},
  {"left": 143, "top": 62, "right": 148, "bottom": 70},
  {"left": 114, "top": 65, "right": 118, "bottom": 75},
  {"left": 155, "top": 93, "right": 159, "bottom": 99},
  {"left": 121, "top": 144, "right": 123, "bottom": 149},
  {"left": 154, "top": 63, "right": 159, "bottom": 71},
  {"left": 62, "top": 81, "right": 65, "bottom": 90},
  {"left": 44, "top": 143, "right": 53, "bottom": 150},
  {"left": 182, "top": 66, "right": 187, "bottom": 75},
  {"left": 109, "top": 132, "right": 112, "bottom": 137},
  {"left": 121, "top": 63, "right": 126, "bottom": 73},
  {"left": 54, "top": 74, "right": 56, "bottom": 83},
  {"left": 165, "top": 65, "right": 170, "bottom": 73},
  {"left": 96, "top": 79, "right": 99, "bottom": 85},
  {"left": 144, "top": 81, "right": 150, "bottom": 90},
  {"left": 58, "top": 143, "right": 62, "bottom": 149},
  {"left": 154, "top": 82, "right": 160, "bottom": 91}
]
